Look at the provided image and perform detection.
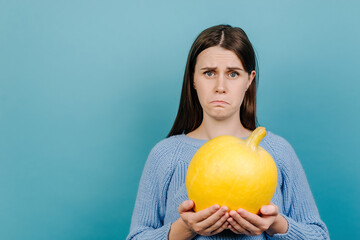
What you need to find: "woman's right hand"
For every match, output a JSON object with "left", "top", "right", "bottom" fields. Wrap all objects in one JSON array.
[{"left": 178, "top": 200, "right": 229, "bottom": 236}]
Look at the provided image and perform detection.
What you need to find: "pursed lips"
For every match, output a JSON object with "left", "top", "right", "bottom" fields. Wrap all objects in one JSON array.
[{"left": 210, "top": 100, "right": 229, "bottom": 105}]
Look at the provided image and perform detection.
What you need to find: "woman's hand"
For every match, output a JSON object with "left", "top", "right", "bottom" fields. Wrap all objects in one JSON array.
[
  {"left": 227, "top": 203, "right": 285, "bottom": 236},
  {"left": 178, "top": 200, "right": 229, "bottom": 236}
]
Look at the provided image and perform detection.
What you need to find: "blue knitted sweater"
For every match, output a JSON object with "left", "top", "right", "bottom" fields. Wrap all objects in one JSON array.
[{"left": 127, "top": 131, "right": 329, "bottom": 239}]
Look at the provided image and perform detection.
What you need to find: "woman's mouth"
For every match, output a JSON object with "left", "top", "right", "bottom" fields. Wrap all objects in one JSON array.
[{"left": 210, "top": 100, "right": 229, "bottom": 105}]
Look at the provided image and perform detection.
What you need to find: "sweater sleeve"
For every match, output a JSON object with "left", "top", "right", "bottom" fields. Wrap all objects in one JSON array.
[
  {"left": 266, "top": 136, "right": 330, "bottom": 240},
  {"left": 126, "top": 140, "right": 177, "bottom": 240}
]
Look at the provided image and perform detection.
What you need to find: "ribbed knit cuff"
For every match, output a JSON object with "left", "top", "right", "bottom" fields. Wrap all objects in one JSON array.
[
  {"left": 266, "top": 213, "right": 329, "bottom": 240},
  {"left": 127, "top": 222, "right": 172, "bottom": 240},
  {"left": 266, "top": 213, "right": 296, "bottom": 240},
  {"left": 156, "top": 222, "right": 172, "bottom": 239},
  {"left": 159, "top": 222, "right": 172, "bottom": 240}
]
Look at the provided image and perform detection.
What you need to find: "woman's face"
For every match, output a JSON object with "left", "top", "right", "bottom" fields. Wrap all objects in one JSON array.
[{"left": 193, "top": 46, "right": 256, "bottom": 122}]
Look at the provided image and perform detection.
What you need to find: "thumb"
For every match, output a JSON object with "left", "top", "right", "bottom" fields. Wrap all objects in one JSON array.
[
  {"left": 261, "top": 204, "right": 278, "bottom": 215},
  {"left": 179, "top": 200, "right": 194, "bottom": 213}
]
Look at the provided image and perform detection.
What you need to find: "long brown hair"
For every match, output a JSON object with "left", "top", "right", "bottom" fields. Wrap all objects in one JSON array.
[{"left": 167, "top": 24, "right": 259, "bottom": 137}]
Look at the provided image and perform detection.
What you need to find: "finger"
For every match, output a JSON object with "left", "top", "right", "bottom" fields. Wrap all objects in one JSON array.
[
  {"left": 209, "top": 213, "right": 230, "bottom": 235},
  {"left": 192, "top": 204, "right": 221, "bottom": 222},
  {"left": 236, "top": 208, "right": 266, "bottom": 229},
  {"left": 230, "top": 210, "right": 259, "bottom": 234},
  {"left": 260, "top": 203, "right": 279, "bottom": 216},
  {"left": 227, "top": 214, "right": 249, "bottom": 235},
  {"left": 198, "top": 206, "right": 228, "bottom": 230},
  {"left": 178, "top": 200, "right": 195, "bottom": 214},
  {"left": 206, "top": 211, "right": 228, "bottom": 232},
  {"left": 228, "top": 223, "right": 243, "bottom": 235}
]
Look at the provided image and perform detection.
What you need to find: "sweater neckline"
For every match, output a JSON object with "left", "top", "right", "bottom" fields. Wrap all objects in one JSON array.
[{"left": 177, "top": 133, "right": 248, "bottom": 148}]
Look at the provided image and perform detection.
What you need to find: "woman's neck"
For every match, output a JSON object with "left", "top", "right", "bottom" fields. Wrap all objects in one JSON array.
[{"left": 186, "top": 115, "right": 252, "bottom": 140}]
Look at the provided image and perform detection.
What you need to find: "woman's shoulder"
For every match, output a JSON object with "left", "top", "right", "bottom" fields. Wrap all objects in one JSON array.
[
  {"left": 150, "top": 134, "right": 186, "bottom": 152},
  {"left": 145, "top": 134, "right": 190, "bottom": 167},
  {"left": 140, "top": 135, "right": 184, "bottom": 182},
  {"left": 262, "top": 130, "right": 298, "bottom": 165},
  {"left": 147, "top": 135, "right": 181, "bottom": 159},
  {"left": 150, "top": 133, "right": 205, "bottom": 154},
  {"left": 263, "top": 130, "right": 293, "bottom": 149}
]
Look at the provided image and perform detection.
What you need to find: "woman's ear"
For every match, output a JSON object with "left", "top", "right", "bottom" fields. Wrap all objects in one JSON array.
[{"left": 247, "top": 70, "right": 256, "bottom": 89}]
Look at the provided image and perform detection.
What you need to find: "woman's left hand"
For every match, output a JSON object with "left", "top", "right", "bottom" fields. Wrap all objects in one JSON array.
[{"left": 227, "top": 203, "right": 279, "bottom": 236}]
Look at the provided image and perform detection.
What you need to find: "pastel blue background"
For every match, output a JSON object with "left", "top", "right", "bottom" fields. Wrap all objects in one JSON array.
[{"left": 1, "top": 0, "right": 359, "bottom": 239}]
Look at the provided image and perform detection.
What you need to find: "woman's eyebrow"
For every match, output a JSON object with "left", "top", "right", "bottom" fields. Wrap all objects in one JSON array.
[
  {"left": 200, "top": 67, "right": 217, "bottom": 70},
  {"left": 227, "top": 67, "right": 245, "bottom": 71},
  {"left": 200, "top": 66, "right": 245, "bottom": 71}
]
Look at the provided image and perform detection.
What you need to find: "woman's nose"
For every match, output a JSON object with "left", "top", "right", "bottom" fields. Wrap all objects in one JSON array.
[{"left": 215, "top": 74, "right": 226, "bottom": 93}]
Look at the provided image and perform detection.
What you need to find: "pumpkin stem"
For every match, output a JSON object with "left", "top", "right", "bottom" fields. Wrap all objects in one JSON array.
[{"left": 245, "top": 127, "right": 267, "bottom": 151}]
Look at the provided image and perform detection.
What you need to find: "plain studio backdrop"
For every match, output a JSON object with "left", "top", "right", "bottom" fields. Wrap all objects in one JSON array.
[{"left": 1, "top": 0, "right": 359, "bottom": 239}]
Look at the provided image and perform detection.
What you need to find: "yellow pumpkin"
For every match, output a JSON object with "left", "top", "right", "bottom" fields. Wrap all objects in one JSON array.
[{"left": 186, "top": 127, "right": 277, "bottom": 214}]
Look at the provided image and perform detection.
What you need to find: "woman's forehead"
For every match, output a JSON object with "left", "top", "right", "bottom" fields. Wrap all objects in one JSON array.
[{"left": 196, "top": 46, "right": 243, "bottom": 69}]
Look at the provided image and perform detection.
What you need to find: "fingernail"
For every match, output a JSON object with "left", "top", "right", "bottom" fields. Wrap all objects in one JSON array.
[
  {"left": 214, "top": 205, "right": 220, "bottom": 210},
  {"left": 263, "top": 206, "right": 272, "bottom": 214},
  {"left": 221, "top": 206, "right": 228, "bottom": 212}
]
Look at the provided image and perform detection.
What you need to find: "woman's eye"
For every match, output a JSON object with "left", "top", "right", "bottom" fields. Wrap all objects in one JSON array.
[
  {"left": 229, "top": 72, "right": 239, "bottom": 78},
  {"left": 204, "top": 71, "right": 214, "bottom": 77}
]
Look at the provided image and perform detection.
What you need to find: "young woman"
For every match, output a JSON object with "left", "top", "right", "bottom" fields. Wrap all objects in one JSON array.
[{"left": 127, "top": 24, "right": 329, "bottom": 239}]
